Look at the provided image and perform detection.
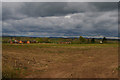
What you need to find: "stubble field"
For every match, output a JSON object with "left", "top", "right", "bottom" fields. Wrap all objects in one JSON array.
[{"left": 2, "top": 43, "right": 118, "bottom": 78}]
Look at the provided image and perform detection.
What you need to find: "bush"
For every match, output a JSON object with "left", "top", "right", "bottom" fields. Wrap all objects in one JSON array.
[
  {"left": 102, "top": 37, "right": 107, "bottom": 43},
  {"left": 79, "top": 36, "right": 86, "bottom": 44},
  {"left": 91, "top": 38, "right": 95, "bottom": 43},
  {"left": 71, "top": 39, "right": 81, "bottom": 44}
]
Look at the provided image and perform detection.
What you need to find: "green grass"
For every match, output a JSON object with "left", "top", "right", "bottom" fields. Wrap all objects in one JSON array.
[{"left": 2, "top": 43, "right": 118, "bottom": 49}]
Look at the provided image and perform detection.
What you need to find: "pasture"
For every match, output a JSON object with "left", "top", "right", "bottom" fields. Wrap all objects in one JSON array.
[{"left": 2, "top": 43, "right": 118, "bottom": 78}]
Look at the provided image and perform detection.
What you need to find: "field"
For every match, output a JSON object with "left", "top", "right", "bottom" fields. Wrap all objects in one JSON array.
[{"left": 2, "top": 43, "right": 118, "bottom": 78}]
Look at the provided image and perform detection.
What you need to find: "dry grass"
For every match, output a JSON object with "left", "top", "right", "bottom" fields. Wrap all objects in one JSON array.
[{"left": 2, "top": 43, "right": 118, "bottom": 78}]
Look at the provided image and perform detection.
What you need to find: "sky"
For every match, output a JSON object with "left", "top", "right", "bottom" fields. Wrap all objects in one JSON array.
[
  {"left": 2, "top": 2, "right": 118, "bottom": 37},
  {"left": 1, "top": 0, "right": 119, "bottom": 2}
]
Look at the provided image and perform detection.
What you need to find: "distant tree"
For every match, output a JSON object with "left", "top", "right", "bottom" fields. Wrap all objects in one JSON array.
[
  {"left": 79, "top": 36, "right": 86, "bottom": 43},
  {"left": 21, "top": 37, "right": 27, "bottom": 41},
  {"left": 72, "top": 39, "right": 80, "bottom": 44},
  {"left": 87, "top": 39, "right": 90, "bottom": 43},
  {"left": 102, "top": 37, "right": 107, "bottom": 43},
  {"left": 36, "top": 38, "right": 43, "bottom": 43},
  {"left": 58, "top": 38, "right": 64, "bottom": 42},
  {"left": 42, "top": 38, "right": 49, "bottom": 43},
  {"left": 91, "top": 38, "right": 95, "bottom": 43},
  {"left": 15, "top": 37, "right": 21, "bottom": 40},
  {"left": 66, "top": 39, "right": 72, "bottom": 42}
]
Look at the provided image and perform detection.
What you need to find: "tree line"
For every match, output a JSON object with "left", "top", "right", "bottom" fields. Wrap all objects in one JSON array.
[{"left": 2, "top": 36, "right": 108, "bottom": 44}]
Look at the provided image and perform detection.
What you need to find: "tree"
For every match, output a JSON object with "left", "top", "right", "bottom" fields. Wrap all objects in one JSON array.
[
  {"left": 87, "top": 39, "right": 90, "bottom": 43},
  {"left": 91, "top": 38, "right": 95, "bottom": 43},
  {"left": 72, "top": 39, "right": 80, "bottom": 44},
  {"left": 79, "top": 36, "right": 86, "bottom": 43},
  {"left": 102, "top": 37, "right": 107, "bottom": 43},
  {"left": 36, "top": 38, "right": 43, "bottom": 43},
  {"left": 42, "top": 38, "right": 49, "bottom": 43}
]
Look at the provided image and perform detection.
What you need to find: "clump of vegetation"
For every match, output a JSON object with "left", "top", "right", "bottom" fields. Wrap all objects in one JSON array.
[
  {"left": 79, "top": 36, "right": 86, "bottom": 44},
  {"left": 91, "top": 38, "right": 95, "bottom": 43},
  {"left": 116, "top": 66, "right": 120, "bottom": 71},
  {"left": 72, "top": 39, "right": 80, "bottom": 44},
  {"left": 36, "top": 38, "right": 50, "bottom": 43},
  {"left": 102, "top": 37, "right": 107, "bottom": 43},
  {"left": 2, "top": 36, "right": 117, "bottom": 44},
  {"left": 2, "top": 65, "right": 26, "bottom": 78}
]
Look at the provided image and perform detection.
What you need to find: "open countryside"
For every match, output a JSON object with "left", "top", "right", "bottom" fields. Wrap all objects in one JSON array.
[{"left": 2, "top": 36, "right": 118, "bottom": 78}]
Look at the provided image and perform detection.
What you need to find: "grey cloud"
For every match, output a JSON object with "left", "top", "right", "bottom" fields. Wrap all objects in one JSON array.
[
  {"left": 90, "top": 2, "right": 118, "bottom": 11},
  {"left": 2, "top": 2, "right": 27, "bottom": 20},
  {"left": 2, "top": 9, "right": 118, "bottom": 37},
  {"left": 2, "top": 2, "right": 118, "bottom": 37},
  {"left": 2, "top": 2, "right": 118, "bottom": 20}
]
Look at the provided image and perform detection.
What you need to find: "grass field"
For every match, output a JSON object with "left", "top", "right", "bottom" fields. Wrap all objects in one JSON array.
[{"left": 2, "top": 43, "right": 118, "bottom": 78}]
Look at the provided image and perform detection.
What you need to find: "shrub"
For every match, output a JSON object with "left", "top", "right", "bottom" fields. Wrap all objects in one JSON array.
[{"left": 91, "top": 38, "right": 95, "bottom": 43}]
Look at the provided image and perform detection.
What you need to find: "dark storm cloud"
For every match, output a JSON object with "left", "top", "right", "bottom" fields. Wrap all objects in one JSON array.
[
  {"left": 2, "top": 2, "right": 27, "bottom": 20},
  {"left": 0, "top": 2, "right": 2, "bottom": 35},
  {"left": 90, "top": 2, "right": 118, "bottom": 11},
  {"left": 2, "top": 2, "right": 118, "bottom": 20},
  {"left": 2, "top": 2, "right": 118, "bottom": 37},
  {"left": 21, "top": 2, "right": 69, "bottom": 17}
]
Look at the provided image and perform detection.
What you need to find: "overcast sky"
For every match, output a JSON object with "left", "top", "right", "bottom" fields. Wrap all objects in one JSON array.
[
  {"left": 2, "top": 0, "right": 119, "bottom": 2},
  {"left": 2, "top": 2, "right": 118, "bottom": 37}
]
